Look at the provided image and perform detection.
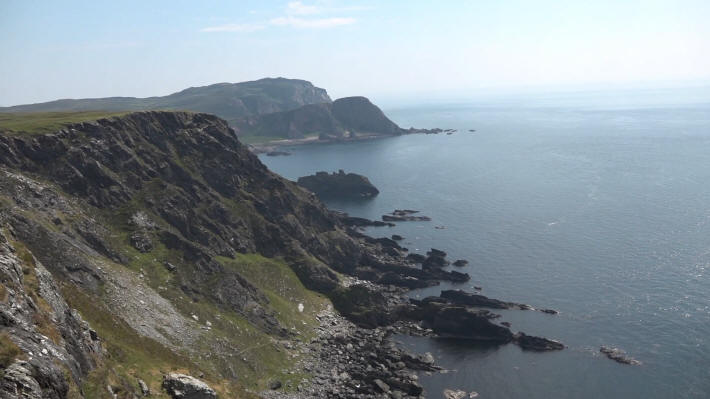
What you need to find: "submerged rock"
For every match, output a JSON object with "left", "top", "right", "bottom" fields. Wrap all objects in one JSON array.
[
  {"left": 265, "top": 150, "right": 291, "bottom": 156},
  {"left": 452, "top": 259, "right": 468, "bottom": 267},
  {"left": 600, "top": 346, "right": 641, "bottom": 365},
  {"left": 298, "top": 170, "right": 379, "bottom": 199},
  {"left": 444, "top": 389, "right": 468, "bottom": 399},
  {"left": 383, "top": 213, "right": 432, "bottom": 222}
]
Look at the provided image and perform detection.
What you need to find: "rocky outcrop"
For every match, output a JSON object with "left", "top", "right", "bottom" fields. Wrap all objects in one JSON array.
[
  {"left": 232, "top": 96, "right": 404, "bottom": 139},
  {"left": 297, "top": 170, "right": 379, "bottom": 199},
  {"left": 382, "top": 210, "right": 432, "bottom": 222},
  {"left": 600, "top": 346, "right": 641, "bottom": 365},
  {"left": 162, "top": 373, "right": 216, "bottom": 399},
  {"left": 514, "top": 332, "right": 564, "bottom": 351},
  {"left": 331, "top": 96, "right": 402, "bottom": 136},
  {"left": 407, "top": 300, "right": 514, "bottom": 343}
]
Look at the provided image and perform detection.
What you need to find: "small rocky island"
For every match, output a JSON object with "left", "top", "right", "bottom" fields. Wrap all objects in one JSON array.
[{"left": 297, "top": 170, "right": 379, "bottom": 199}]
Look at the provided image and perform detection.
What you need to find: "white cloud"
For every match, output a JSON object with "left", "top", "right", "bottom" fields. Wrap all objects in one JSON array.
[
  {"left": 287, "top": 1, "right": 321, "bottom": 15},
  {"left": 270, "top": 15, "right": 355, "bottom": 29},
  {"left": 201, "top": 23, "right": 265, "bottom": 33}
]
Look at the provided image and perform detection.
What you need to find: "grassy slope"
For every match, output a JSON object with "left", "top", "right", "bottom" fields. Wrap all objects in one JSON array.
[
  {"left": 0, "top": 111, "right": 132, "bottom": 135},
  {"left": 0, "top": 126, "right": 331, "bottom": 396}
]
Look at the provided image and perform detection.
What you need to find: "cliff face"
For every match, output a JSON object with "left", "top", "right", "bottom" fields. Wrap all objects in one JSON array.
[
  {"left": 0, "top": 230, "right": 102, "bottom": 399},
  {"left": 0, "top": 111, "right": 408, "bottom": 396},
  {"left": 232, "top": 96, "right": 403, "bottom": 140},
  {"left": 0, "top": 78, "right": 332, "bottom": 126}
]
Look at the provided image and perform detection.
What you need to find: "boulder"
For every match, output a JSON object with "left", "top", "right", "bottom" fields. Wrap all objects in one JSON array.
[
  {"left": 162, "top": 373, "right": 216, "bottom": 399},
  {"left": 422, "top": 254, "right": 449, "bottom": 269},
  {"left": 444, "top": 389, "right": 467, "bottom": 399},
  {"left": 427, "top": 248, "right": 447, "bottom": 257},
  {"left": 452, "top": 259, "right": 468, "bottom": 267}
]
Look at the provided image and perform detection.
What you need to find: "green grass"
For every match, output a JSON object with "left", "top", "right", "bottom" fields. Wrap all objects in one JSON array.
[
  {"left": 0, "top": 111, "right": 131, "bottom": 135},
  {"left": 0, "top": 332, "right": 23, "bottom": 372},
  {"left": 217, "top": 253, "right": 330, "bottom": 338},
  {"left": 90, "top": 193, "right": 320, "bottom": 392}
]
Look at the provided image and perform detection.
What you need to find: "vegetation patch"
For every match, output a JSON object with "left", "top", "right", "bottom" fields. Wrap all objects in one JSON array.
[
  {"left": 11, "top": 240, "right": 63, "bottom": 344},
  {"left": 0, "top": 332, "right": 23, "bottom": 371},
  {"left": 60, "top": 284, "right": 258, "bottom": 398},
  {"left": 0, "top": 111, "right": 130, "bottom": 135}
]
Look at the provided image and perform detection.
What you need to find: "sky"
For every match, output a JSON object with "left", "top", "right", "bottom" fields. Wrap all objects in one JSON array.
[{"left": 1, "top": 0, "right": 709, "bottom": 106}]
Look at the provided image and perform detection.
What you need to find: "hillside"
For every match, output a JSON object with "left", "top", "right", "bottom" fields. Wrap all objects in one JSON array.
[
  {"left": 0, "top": 78, "right": 331, "bottom": 126},
  {"left": 0, "top": 112, "right": 560, "bottom": 398},
  {"left": 232, "top": 96, "right": 403, "bottom": 140}
]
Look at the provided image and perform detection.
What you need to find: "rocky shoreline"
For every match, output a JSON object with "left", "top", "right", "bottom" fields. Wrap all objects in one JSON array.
[{"left": 257, "top": 210, "right": 568, "bottom": 398}]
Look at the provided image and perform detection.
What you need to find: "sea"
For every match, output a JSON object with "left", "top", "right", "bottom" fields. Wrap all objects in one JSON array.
[{"left": 260, "top": 86, "right": 710, "bottom": 399}]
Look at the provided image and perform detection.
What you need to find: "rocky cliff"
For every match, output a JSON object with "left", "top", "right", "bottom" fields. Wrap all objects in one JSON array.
[
  {"left": 232, "top": 96, "right": 403, "bottom": 140},
  {"left": 0, "top": 111, "right": 560, "bottom": 398}
]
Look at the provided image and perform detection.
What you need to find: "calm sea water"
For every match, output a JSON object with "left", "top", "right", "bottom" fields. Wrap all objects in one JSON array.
[{"left": 260, "top": 88, "right": 710, "bottom": 399}]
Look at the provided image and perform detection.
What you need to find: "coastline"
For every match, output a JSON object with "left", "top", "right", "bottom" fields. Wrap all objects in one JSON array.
[
  {"left": 246, "top": 127, "right": 453, "bottom": 154},
  {"left": 247, "top": 132, "right": 399, "bottom": 154}
]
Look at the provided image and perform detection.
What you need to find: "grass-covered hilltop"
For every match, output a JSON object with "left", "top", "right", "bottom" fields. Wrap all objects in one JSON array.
[
  {"left": 0, "top": 98, "right": 562, "bottom": 399},
  {"left": 0, "top": 78, "right": 411, "bottom": 145}
]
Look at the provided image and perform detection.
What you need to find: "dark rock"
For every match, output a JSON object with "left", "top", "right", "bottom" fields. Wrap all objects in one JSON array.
[
  {"left": 382, "top": 215, "right": 431, "bottom": 222},
  {"left": 427, "top": 248, "right": 447, "bottom": 257},
  {"left": 340, "top": 215, "right": 394, "bottom": 228},
  {"left": 540, "top": 308, "right": 559, "bottom": 315},
  {"left": 600, "top": 346, "right": 641, "bottom": 365},
  {"left": 452, "top": 259, "right": 468, "bottom": 267},
  {"left": 407, "top": 301, "right": 514, "bottom": 343},
  {"left": 422, "top": 254, "right": 449, "bottom": 269},
  {"left": 162, "top": 373, "right": 216, "bottom": 399},
  {"left": 164, "top": 262, "right": 178, "bottom": 272},
  {"left": 441, "top": 289, "right": 517, "bottom": 309},
  {"left": 298, "top": 170, "right": 379, "bottom": 199},
  {"left": 373, "top": 379, "right": 391, "bottom": 393},
  {"left": 405, "top": 253, "right": 427, "bottom": 264},
  {"left": 514, "top": 332, "right": 564, "bottom": 351},
  {"left": 391, "top": 234, "right": 403, "bottom": 241},
  {"left": 268, "top": 380, "right": 282, "bottom": 390},
  {"left": 329, "top": 285, "right": 397, "bottom": 327},
  {"left": 130, "top": 230, "right": 153, "bottom": 252},
  {"left": 393, "top": 209, "right": 419, "bottom": 215}
]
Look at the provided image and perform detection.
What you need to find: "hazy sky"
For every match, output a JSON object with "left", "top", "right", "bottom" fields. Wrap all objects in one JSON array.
[{"left": 1, "top": 0, "right": 709, "bottom": 106}]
